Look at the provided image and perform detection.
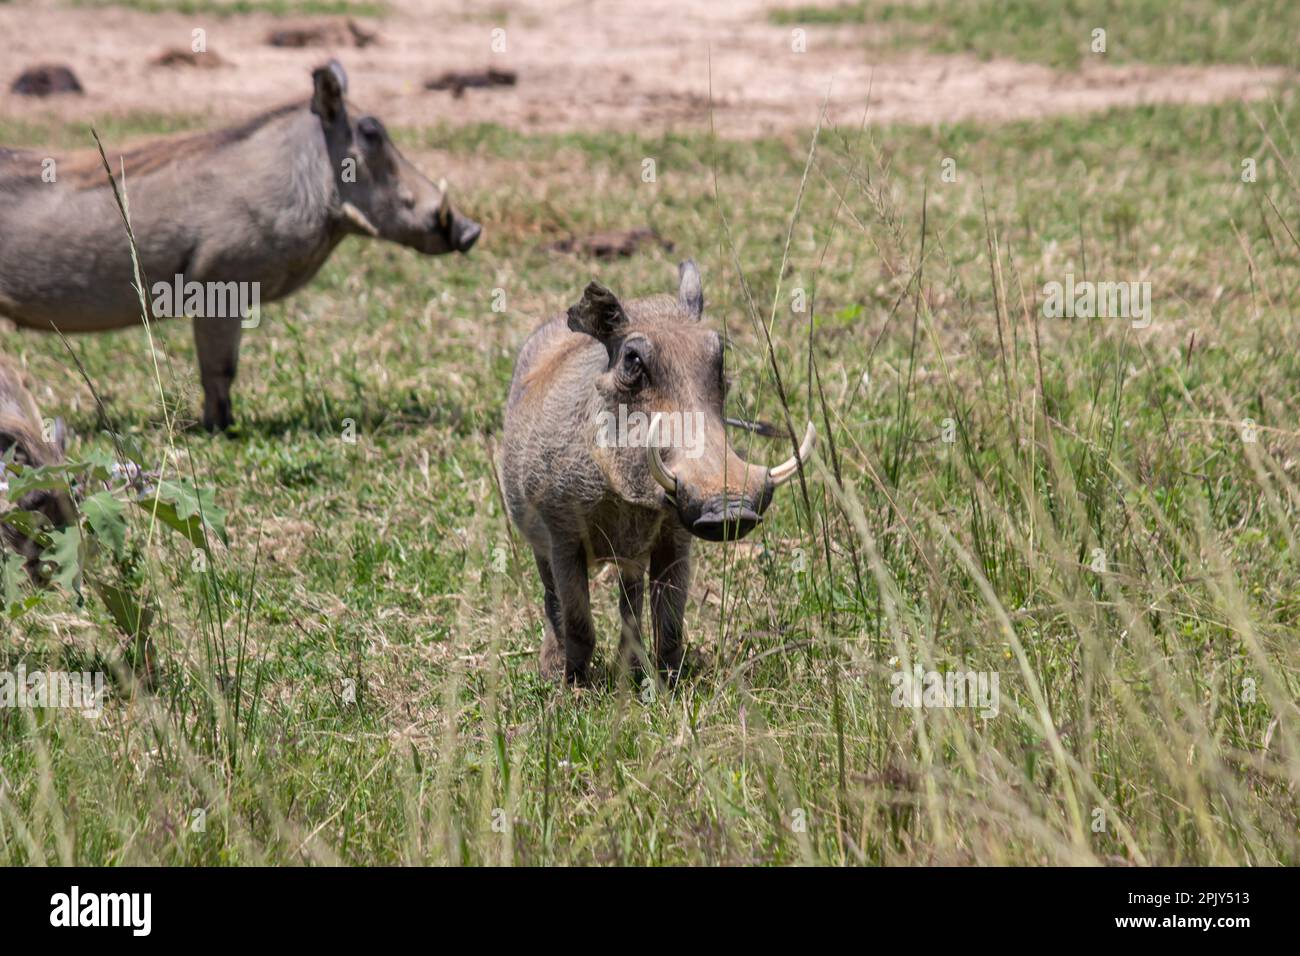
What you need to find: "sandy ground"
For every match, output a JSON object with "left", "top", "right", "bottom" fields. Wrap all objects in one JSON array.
[{"left": 0, "top": 0, "right": 1290, "bottom": 139}]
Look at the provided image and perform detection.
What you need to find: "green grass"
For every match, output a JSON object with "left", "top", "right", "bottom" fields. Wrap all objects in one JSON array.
[
  {"left": 0, "top": 113, "right": 209, "bottom": 149},
  {"left": 2, "top": 84, "right": 1299, "bottom": 863},
  {"left": 771, "top": 0, "right": 1300, "bottom": 69}
]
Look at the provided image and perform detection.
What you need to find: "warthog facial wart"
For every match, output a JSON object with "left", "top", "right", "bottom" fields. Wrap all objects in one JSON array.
[
  {"left": 1042, "top": 273, "right": 1151, "bottom": 329},
  {"left": 595, "top": 405, "right": 705, "bottom": 459},
  {"left": 891, "top": 665, "right": 1000, "bottom": 718}
]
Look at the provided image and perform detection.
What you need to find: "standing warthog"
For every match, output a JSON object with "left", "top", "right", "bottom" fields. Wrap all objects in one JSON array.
[
  {"left": 0, "top": 60, "right": 481, "bottom": 432},
  {"left": 0, "top": 357, "right": 75, "bottom": 575},
  {"left": 500, "top": 261, "right": 816, "bottom": 684}
]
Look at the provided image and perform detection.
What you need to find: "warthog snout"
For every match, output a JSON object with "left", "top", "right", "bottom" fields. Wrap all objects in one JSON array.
[
  {"left": 449, "top": 211, "right": 482, "bottom": 253},
  {"left": 415, "top": 175, "right": 480, "bottom": 254},
  {"left": 679, "top": 497, "right": 766, "bottom": 542},
  {"left": 647, "top": 413, "right": 815, "bottom": 542}
]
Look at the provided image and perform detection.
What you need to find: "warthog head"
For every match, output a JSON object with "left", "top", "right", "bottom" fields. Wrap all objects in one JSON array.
[
  {"left": 568, "top": 261, "right": 815, "bottom": 541},
  {"left": 311, "top": 60, "right": 481, "bottom": 255},
  {"left": 0, "top": 416, "right": 77, "bottom": 578}
]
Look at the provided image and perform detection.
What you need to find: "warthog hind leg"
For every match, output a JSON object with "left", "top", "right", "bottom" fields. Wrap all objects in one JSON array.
[
  {"left": 534, "top": 552, "right": 566, "bottom": 681},
  {"left": 193, "top": 315, "right": 242, "bottom": 432}
]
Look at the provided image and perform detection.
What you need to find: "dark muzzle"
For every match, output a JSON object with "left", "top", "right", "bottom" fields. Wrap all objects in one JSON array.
[
  {"left": 679, "top": 494, "right": 767, "bottom": 542},
  {"left": 452, "top": 215, "right": 481, "bottom": 253}
]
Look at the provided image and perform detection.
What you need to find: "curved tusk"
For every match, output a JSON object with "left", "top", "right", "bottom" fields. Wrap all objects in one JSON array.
[
  {"left": 768, "top": 421, "right": 817, "bottom": 485},
  {"left": 340, "top": 201, "right": 379, "bottom": 237},
  {"left": 646, "top": 413, "right": 677, "bottom": 495},
  {"left": 437, "top": 177, "right": 453, "bottom": 229}
]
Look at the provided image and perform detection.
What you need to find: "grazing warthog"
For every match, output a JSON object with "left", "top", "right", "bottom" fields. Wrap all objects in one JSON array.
[
  {"left": 0, "top": 60, "right": 481, "bottom": 432},
  {"left": 0, "top": 357, "right": 75, "bottom": 574},
  {"left": 500, "top": 261, "right": 816, "bottom": 684}
]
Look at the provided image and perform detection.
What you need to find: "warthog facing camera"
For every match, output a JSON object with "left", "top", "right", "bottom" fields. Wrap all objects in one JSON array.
[
  {"left": 0, "top": 60, "right": 481, "bottom": 431},
  {"left": 500, "top": 261, "right": 816, "bottom": 683}
]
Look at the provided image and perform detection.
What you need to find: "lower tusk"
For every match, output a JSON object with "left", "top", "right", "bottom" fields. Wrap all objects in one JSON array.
[
  {"left": 646, "top": 413, "right": 678, "bottom": 494},
  {"left": 340, "top": 201, "right": 379, "bottom": 237},
  {"left": 769, "top": 421, "right": 817, "bottom": 485}
]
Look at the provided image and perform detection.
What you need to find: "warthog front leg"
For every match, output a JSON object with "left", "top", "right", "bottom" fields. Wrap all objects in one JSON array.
[
  {"left": 617, "top": 571, "right": 647, "bottom": 675},
  {"left": 192, "top": 316, "right": 242, "bottom": 432},
  {"left": 650, "top": 531, "right": 692, "bottom": 677},
  {"left": 549, "top": 542, "right": 596, "bottom": 684}
]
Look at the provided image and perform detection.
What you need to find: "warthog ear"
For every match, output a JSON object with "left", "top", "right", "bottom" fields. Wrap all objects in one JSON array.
[
  {"left": 311, "top": 59, "right": 348, "bottom": 125},
  {"left": 678, "top": 259, "right": 704, "bottom": 321},
  {"left": 567, "top": 281, "right": 628, "bottom": 345}
]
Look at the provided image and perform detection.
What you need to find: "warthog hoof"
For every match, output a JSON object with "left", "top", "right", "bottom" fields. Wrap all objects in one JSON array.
[
  {"left": 539, "top": 635, "right": 566, "bottom": 682},
  {"left": 659, "top": 647, "right": 705, "bottom": 685},
  {"left": 202, "top": 399, "right": 235, "bottom": 434}
]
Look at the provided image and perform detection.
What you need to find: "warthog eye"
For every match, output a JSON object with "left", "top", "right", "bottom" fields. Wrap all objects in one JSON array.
[
  {"left": 619, "top": 349, "right": 646, "bottom": 389},
  {"left": 357, "top": 116, "right": 384, "bottom": 145}
]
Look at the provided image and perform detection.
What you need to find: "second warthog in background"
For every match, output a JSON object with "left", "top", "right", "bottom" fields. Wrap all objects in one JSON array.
[{"left": 0, "top": 60, "right": 481, "bottom": 432}]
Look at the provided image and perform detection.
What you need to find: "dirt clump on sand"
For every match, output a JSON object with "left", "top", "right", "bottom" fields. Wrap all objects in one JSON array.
[
  {"left": 547, "top": 227, "right": 674, "bottom": 260},
  {"left": 266, "top": 19, "right": 378, "bottom": 50},
  {"left": 425, "top": 67, "right": 517, "bottom": 98},
  {"left": 150, "top": 49, "right": 230, "bottom": 69},
  {"left": 11, "top": 64, "right": 83, "bottom": 96}
]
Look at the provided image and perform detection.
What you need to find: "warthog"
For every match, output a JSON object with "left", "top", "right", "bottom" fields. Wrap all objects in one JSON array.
[
  {"left": 0, "top": 60, "right": 481, "bottom": 432},
  {"left": 500, "top": 261, "right": 816, "bottom": 683},
  {"left": 0, "top": 357, "right": 75, "bottom": 575}
]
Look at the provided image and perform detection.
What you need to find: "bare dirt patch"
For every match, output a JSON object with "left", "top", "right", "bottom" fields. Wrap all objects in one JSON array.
[
  {"left": 547, "top": 227, "right": 674, "bottom": 260},
  {"left": 0, "top": 0, "right": 1290, "bottom": 137}
]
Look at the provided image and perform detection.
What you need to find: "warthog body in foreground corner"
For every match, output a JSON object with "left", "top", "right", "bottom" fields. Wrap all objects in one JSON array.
[
  {"left": 0, "top": 357, "right": 75, "bottom": 574},
  {"left": 0, "top": 60, "right": 481, "bottom": 432},
  {"left": 500, "top": 262, "right": 816, "bottom": 683}
]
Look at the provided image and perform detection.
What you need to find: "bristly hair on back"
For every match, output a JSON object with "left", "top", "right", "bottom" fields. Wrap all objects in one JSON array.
[{"left": 0, "top": 100, "right": 305, "bottom": 192}]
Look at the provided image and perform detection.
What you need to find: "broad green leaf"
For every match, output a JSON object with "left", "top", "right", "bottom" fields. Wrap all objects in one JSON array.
[
  {"left": 1, "top": 550, "right": 26, "bottom": 608},
  {"left": 0, "top": 508, "right": 46, "bottom": 540},
  {"left": 81, "top": 491, "right": 127, "bottom": 558},
  {"left": 39, "top": 525, "right": 83, "bottom": 591},
  {"left": 135, "top": 479, "right": 228, "bottom": 548},
  {"left": 92, "top": 575, "right": 155, "bottom": 641},
  {"left": 3, "top": 462, "right": 79, "bottom": 498}
]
